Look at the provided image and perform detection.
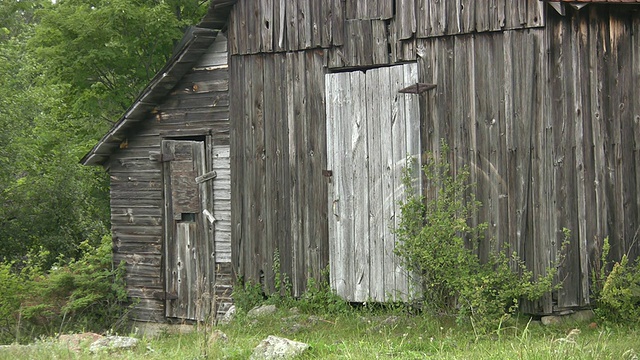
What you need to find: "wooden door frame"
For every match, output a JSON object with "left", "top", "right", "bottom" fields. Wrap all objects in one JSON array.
[{"left": 161, "top": 135, "right": 216, "bottom": 321}]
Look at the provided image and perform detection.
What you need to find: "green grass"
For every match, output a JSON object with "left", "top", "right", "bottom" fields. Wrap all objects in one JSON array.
[{"left": 1, "top": 309, "right": 639, "bottom": 359}]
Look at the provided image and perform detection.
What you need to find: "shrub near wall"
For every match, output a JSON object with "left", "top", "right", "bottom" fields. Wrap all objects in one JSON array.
[
  {"left": 394, "top": 141, "right": 556, "bottom": 331},
  {"left": 0, "top": 235, "right": 129, "bottom": 344}
]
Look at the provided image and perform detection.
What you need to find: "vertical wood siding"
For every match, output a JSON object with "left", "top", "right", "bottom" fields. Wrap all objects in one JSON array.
[
  {"left": 418, "top": 7, "right": 640, "bottom": 313},
  {"left": 230, "top": 50, "right": 328, "bottom": 297},
  {"left": 228, "top": 0, "right": 544, "bottom": 63},
  {"left": 109, "top": 34, "right": 230, "bottom": 322},
  {"left": 326, "top": 64, "right": 420, "bottom": 302}
]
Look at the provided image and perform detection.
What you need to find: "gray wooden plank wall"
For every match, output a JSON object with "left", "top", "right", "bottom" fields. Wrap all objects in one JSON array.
[
  {"left": 418, "top": 7, "right": 640, "bottom": 313},
  {"left": 109, "top": 34, "right": 230, "bottom": 322},
  {"left": 228, "top": 0, "right": 544, "bottom": 67},
  {"left": 229, "top": 50, "right": 329, "bottom": 297},
  {"left": 325, "top": 64, "right": 420, "bottom": 302}
]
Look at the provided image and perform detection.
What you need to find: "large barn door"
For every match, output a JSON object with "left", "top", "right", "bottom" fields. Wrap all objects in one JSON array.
[
  {"left": 162, "top": 140, "right": 214, "bottom": 321},
  {"left": 325, "top": 63, "right": 421, "bottom": 302}
]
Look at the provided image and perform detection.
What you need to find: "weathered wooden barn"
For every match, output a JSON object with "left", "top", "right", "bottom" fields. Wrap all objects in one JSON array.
[{"left": 83, "top": 0, "right": 640, "bottom": 322}]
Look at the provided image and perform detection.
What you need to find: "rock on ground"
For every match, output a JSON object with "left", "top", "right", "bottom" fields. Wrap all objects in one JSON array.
[
  {"left": 58, "top": 333, "right": 104, "bottom": 353},
  {"left": 89, "top": 336, "right": 139, "bottom": 353},
  {"left": 208, "top": 329, "right": 229, "bottom": 344},
  {"left": 219, "top": 305, "right": 236, "bottom": 325},
  {"left": 248, "top": 304, "right": 277, "bottom": 318},
  {"left": 541, "top": 310, "right": 595, "bottom": 326},
  {"left": 250, "top": 335, "right": 310, "bottom": 360}
]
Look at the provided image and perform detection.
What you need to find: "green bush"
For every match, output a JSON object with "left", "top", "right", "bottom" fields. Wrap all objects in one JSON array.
[
  {"left": 297, "top": 270, "right": 351, "bottom": 316},
  {"left": 0, "top": 235, "right": 129, "bottom": 344},
  {"left": 596, "top": 254, "right": 640, "bottom": 324},
  {"left": 394, "top": 141, "right": 556, "bottom": 331},
  {"left": 232, "top": 252, "right": 350, "bottom": 316},
  {"left": 231, "top": 280, "right": 267, "bottom": 313},
  {"left": 0, "top": 262, "right": 26, "bottom": 341}
]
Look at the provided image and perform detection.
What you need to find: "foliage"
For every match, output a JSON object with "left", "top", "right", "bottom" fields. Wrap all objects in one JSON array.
[
  {"left": 394, "top": 141, "right": 557, "bottom": 331},
  {"left": 0, "top": 0, "right": 205, "bottom": 267},
  {"left": 297, "top": 270, "right": 352, "bottom": 316},
  {"left": 31, "top": 0, "right": 206, "bottom": 125},
  {"left": 4, "top": 309, "right": 640, "bottom": 359},
  {"left": 595, "top": 254, "right": 640, "bottom": 324},
  {"left": 0, "top": 235, "right": 130, "bottom": 344},
  {"left": 232, "top": 252, "right": 350, "bottom": 316},
  {"left": 590, "top": 236, "right": 612, "bottom": 301},
  {"left": 231, "top": 280, "right": 267, "bottom": 314}
]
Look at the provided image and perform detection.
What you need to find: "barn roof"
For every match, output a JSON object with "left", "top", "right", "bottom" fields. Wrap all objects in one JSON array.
[{"left": 81, "top": 0, "right": 237, "bottom": 166}]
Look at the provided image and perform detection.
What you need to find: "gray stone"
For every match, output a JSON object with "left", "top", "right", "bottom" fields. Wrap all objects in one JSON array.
[
  {"left": 250, "top": 335, "right": 310, "bottom": 360},
  {"left": 282, "top": 323, "right": 306, "bottom": 335},
  {"left": 132, "top": 322, "right": 194, "bottom": 337},
  {"left": 541, "top": 315, "right": 562, "bottom": 326},
  {"left": 568, "top": 310, "right": 595, "bottom": 323},
  {"left": 248, "top": 304, "right": 277, "bottom": 318},
  {"left": 219, "top": 305, "right": 236, "bottom": 325},
  {"left": 89, "top": 336, "right": 139, "bottom": 353},
  {"left": 541, "top": 310, "right": 595, "bottom": 326},
  {"left": 208, "top": 329, "right": 229, "bottom": 344}
]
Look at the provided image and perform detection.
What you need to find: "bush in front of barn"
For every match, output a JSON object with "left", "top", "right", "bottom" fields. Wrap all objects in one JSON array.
[
  {"left": 0, "top": 235, "right": 129, "bottom": 344},
  {"left": 394, "top": 141, "right": 558, "bottom": 332},
  {"left": 590, "top": 237, "right": 640, "bottom": 325}
]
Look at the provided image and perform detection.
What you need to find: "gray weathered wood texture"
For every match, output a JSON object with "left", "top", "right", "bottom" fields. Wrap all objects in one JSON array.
[
  {"left": 228, "top": 2, "right": 640, "bottom": 314},
  {"left": 229, "top": 50, "right": 328, "bottom": 297},
  {"left": 87, "top": 1, "right": 640, "bottom": 322},
  {"left": 107, "top": 33, "right": 231, "bottom": 322},
  {"left": 417, "top": 6, "right": 640, "bottom": 313},
  {"left": 227, "top": 0, "right": 544, "bottom": 60},
  {"left": 326, "top": 64, "right": 420, "bottom": 302}
]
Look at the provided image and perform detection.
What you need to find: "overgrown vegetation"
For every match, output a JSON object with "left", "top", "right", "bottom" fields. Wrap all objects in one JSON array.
[
  {"left": 3, "top": 307, "right": 640, "bottom": 359},
  {"left": 394, "top": 141, "right": 558, "bottom": 331},
  {"left": 0, "top": 235, "right": 130, "bottom": 344},
  {"left": 592, "top": 237, "right": 640, "bottom": 324},
  {"left": 0, "top": 0, "right": 205, "bottom": 344},
  {"left": 232, "top": 250, "right": 352, "bottom": 317}
]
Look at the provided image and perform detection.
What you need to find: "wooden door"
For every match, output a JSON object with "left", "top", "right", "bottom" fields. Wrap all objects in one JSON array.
[
  {"left": 162, "top": 140, "right": 215, "bottom": 321},
  {"left": 325, "top": 63, "right": 421, "bottom": 302}
]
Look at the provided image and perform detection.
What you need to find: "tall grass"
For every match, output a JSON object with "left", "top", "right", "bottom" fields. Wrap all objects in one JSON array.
[{"left": 2, "top": 309, "right": 638, "bottom": 359}]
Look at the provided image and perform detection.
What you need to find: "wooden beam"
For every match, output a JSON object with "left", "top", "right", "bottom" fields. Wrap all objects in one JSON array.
[{"left": 398, "top": 83, "right": 436, "bottom": 94}]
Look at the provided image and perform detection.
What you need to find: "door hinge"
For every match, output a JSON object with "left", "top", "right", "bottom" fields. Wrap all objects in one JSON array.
[{"left": 195, "top": 171, "right": 217, "bottom": 184}]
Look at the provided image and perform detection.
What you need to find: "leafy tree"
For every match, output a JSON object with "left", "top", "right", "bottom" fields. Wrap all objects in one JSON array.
[
  {"left": 0, "top": 0, "right": 206, "bottom": 266},
  {"left": 31, "top": 0, "right": 207, "bottom": 128}
]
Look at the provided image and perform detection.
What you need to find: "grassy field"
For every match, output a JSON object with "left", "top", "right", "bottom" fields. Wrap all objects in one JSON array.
[{"left": 1, "top": 308, "right": 639, "bottom": 359}]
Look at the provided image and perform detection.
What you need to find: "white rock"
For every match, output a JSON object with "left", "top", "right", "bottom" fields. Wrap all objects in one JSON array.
[
  {"left": 250, "top": 335, "right": 310, "bottom": 360},
  {"left": 248, "top": 304, "right": 277, "bottom": 318},
  {"left": 219, "top": 305, "right": 236, "bottom": 325},
  {"left": 541, "top": 315, "right": 562, "bottom": 326},
  {"left": 89, "top": 336, "right": 139, "bottom": 352}
]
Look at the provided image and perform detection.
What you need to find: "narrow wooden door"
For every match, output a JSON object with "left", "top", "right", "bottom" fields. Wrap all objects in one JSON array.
[
  {"left": 162, "top": 140, "right": 214, "bottom": 321},
  {"left": 325, "top": 63, "right": 421, "bottom": 302}
]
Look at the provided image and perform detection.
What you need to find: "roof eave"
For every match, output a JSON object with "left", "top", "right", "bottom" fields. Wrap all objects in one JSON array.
[
  {"left": 81, "top": 27, "right": 218, "bottom": 166},
  {"left": 81, "top": 0, "right": 238, "bottom": 166}
]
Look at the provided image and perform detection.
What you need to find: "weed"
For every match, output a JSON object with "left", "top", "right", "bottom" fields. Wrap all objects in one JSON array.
[{"left": 394, "top": 140, "right": 558, "bottom": 332}]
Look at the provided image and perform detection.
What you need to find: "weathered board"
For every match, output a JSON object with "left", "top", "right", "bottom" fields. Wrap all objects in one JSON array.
[
  {"left": 325, "top": 63, "right": 421, "bottom": 302},
  {"left": 162, "top": 140, "right": 213, "bottom": 321},
  {"left": 230, "top": 50, "right": 328, "bottom": 297},
  {"left": 416, "top": 6, "right": 640, "bottom": 313},
  {"left": 106, "top": 33, "right": 231, "bottom": 322},
  {"left": 228, "top": 0, "right": 544, "bottom": 59}
]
